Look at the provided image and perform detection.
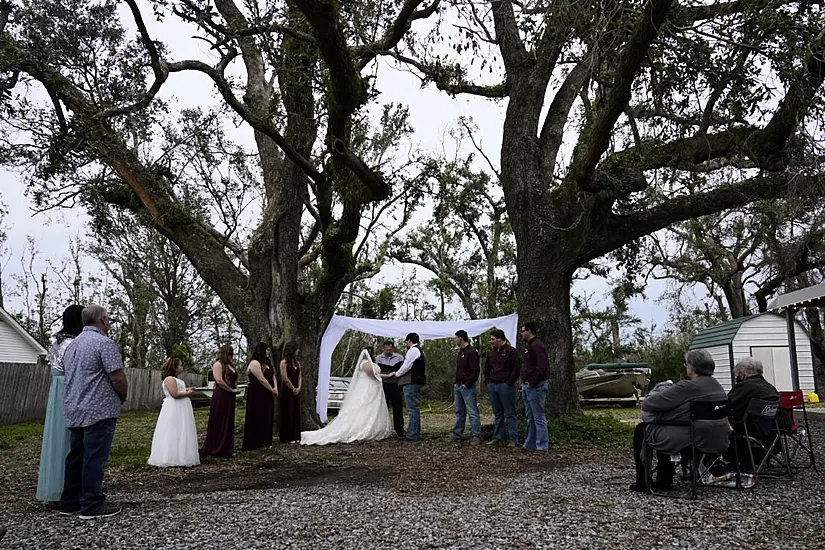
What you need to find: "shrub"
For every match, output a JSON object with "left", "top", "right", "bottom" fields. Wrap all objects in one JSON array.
[{"left": 480, "top": 411, "right": 634, "bottom": 448}]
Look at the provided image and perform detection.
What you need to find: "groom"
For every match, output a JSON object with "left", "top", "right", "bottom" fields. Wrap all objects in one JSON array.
[{"left": 386, "top": 333, "right": 426, "bottom": 441}]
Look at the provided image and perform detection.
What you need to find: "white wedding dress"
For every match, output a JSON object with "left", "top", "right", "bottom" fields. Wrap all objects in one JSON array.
[
  {"left": 301, "top": 350, "right": 394, "bottom": 445},
  {"left": 148, "top": 377, "right": 200, "bottom": 467}
]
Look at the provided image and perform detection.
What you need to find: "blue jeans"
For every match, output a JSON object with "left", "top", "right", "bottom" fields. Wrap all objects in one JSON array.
[
  {"left": 522, "top": 380, "right": 549, "bottom": 451},
  {"left": 487, "top": 382, "right": 518, "bottom": 443},
  {"left": 403, "top": 384, "right": 422, "bottom": 440},
  {"left": 60, "top": 417, "right": 117, "bottom": 514},
  {"left": 452, "top": 383, "right": 481, "bottom": 439}
]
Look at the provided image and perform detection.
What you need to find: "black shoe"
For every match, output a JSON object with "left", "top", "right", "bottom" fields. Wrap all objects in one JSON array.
[
  {"left": 78, "top": 504, "right": 122, "bottom": 520},
  {"left": 59, "top": 506, "right": 80, "bottom": 516},
  {"left": 629, "top": 483, "right": 648, "bottom": 492},
  {"left": 651, "top": 479, "right": 674, "bottom": 491}
]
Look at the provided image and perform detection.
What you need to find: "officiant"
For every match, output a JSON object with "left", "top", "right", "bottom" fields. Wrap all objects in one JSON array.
[{"left": 376, "top": 340, "right": 406, "bottom": 437}]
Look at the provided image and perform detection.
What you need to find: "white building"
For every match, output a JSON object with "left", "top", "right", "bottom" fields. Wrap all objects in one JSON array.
[
  {"left": 689, "top": 312, "right": 815, "bottom": 394},
  {"left": 0, "top": 307, "right": 48, "bottom": 364}
]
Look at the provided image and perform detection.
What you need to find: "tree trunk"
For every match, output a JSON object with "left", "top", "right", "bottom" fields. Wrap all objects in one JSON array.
[
  {"left": 516, "top": 249, "right": 581, "bottom": 418},
  {"left": 722, "top": 272, "right": 751, "bottom": 318},
  {"left": 804, "top": 308, "right": 825, "bottom": 393}
]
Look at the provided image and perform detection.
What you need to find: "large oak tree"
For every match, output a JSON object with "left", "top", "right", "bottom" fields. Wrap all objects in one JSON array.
[
  {"left": 391, "top": 0, "right": 825, "bottom": 414},
  {"left": 0, "top": 0, "right": 435, "bottom": 425}
]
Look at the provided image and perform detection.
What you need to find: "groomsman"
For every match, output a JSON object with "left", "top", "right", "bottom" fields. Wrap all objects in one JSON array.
[
  {"left": 451, "top": 330, "right": 481, "bottom": 443},
  {"left": 520, "top": 322, "right": 550, "bottom": 453},
  {"left": 376, "top": 340, "right": 406, "bottom": 437},
  {"left": 484, "top": 329, "right": 520, "bottom": 447}
]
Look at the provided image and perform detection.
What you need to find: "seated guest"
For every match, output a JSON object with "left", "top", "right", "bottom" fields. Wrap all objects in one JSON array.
[
  {"left": 725, "top": 357, "right": 779, "bottom": 467},
  {"left": 630, "top": 349, "right": 729, "bottom": 492},
  {"left": 728, "top": 357, "right": 779, "bottom": 425}
]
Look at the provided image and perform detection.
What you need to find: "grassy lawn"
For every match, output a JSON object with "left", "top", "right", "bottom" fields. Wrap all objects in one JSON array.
[
  {"left": 0, "top": 407, "right": 248, "bottom": 473},
  {"left": 0, "top": 403, "right": 638, "bottom": 474}
]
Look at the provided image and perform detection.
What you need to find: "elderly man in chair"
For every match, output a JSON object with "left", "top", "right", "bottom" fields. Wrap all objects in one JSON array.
[
  {"left": 728, "top": 357, "right": 779, "bottom": 424},
  {"left": 630, "top": 349, "right": 730, "bottom": 492},
  {"left": 724, "top": 356, "right": 779, "bottom": 467}
]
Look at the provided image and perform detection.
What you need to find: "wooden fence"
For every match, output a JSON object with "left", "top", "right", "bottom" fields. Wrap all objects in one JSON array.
[{"left": 0, "top": 362, "right": 203, "bottom": 425}]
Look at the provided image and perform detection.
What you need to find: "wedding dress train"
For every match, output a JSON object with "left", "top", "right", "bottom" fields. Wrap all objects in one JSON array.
[{"left": 301, "top": 350, "right": 393, "bottom": 445}]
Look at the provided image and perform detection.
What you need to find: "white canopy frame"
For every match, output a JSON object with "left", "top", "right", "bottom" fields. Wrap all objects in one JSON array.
[{"left": 316, "top": 314, "right": 520, "bottom": 421}]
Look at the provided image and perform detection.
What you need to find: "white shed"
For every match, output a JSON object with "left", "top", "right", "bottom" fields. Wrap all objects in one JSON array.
[
  {"left": 689, "top": 312, "right": 815, "bottom": 394},
  {"left": 0, "top": 307, "right": 48, "bottom": 364}
]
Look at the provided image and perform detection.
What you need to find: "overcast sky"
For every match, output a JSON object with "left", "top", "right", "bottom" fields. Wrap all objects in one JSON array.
[{"left": 0, "top": 1, "right": 673, "bottom": 333}]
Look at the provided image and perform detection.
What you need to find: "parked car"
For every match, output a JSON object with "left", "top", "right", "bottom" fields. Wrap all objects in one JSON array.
[
  {"left": 325, "top": 376, "right": 352, "bottom": 414},
  {"left": 190, "top": 369, "right": 247, "bottom": 408}
]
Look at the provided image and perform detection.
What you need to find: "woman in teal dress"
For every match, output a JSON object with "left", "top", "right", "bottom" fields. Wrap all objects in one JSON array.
[{"left": 36, "top": 304, "right": 84, "bottom": 504}]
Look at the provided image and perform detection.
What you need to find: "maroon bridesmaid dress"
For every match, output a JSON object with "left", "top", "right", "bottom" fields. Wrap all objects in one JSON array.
[
  {"left": 241, "top": 364, "right": 275, "bottom": 450},
  {"left": 200, "top": 366, "right": 238, "bottom": 457},
  {"left": 278, "top": 362, "right": 302, "bottom": 443}
]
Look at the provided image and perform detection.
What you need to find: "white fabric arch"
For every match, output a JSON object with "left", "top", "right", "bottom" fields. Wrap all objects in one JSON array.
[{"left": 316, "top": 313, "right": 519, "bottom": 421}]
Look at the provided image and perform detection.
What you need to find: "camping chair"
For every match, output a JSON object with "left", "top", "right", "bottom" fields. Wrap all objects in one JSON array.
[
  {"left": 730, "top": 397, "right": 791, "bottom": 483},
  {"left": 777, "top": 391, "right": 816, "bottom": 471},
  {"left": 644, "top": 399, "right": 731, "bottom": 500}
]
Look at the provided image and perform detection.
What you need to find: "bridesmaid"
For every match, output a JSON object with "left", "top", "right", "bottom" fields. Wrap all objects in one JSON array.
[
  {"left": 278, "top": 341, "right": 302, "bottom": 443},
  {"left": 241, "top": 342, "right": 278, "bottom": 451},
  {"left": 200, "top": 344, "right": 240, "bottom": 458},
  {"left": 36, "top": 304, "right": 84, "bottom": 505}
]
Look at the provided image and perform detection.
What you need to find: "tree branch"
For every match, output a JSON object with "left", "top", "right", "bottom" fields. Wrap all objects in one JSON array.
[
  {"left": 292, "top": 0, "right": 364, "bottom": 125},
  {"left": 566, "top": 0, "right": 676, "bottom": 192},
  {"left": 539, "top": 60, "right": 591, "bottom": 178},
  {"left": 589, "top": 173, "right": 825, "bottom": 262},
  {"left": 167, "top": 59, "right": 324, "bottom": 186},
  {"left": 92, "top": 0, "right": 169, "bottom": 119},
  {"left": 747, "top": 35, "right": 825, "bottom": 169},
  {"left": 388, "top": 52, "right": 508, "bottom": 97},
  {"left": 353, "top": 0, "right": 440, "bottom": 70},
  {"left": 387, "top": 253, "right": 477, "bottom": 319},
  {"left": 490, "top": 0, "right": 528, "bottom": 77},
  {"left": 298, "top": 221, "right": 321, "bottom": 267},
  {"left": 459, "top": 118, "right": 500, "bottom": 178}
]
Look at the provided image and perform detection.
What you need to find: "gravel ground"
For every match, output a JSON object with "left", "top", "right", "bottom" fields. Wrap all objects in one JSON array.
[{"left": 2, "top": 420, "right": 823, "bottom": 549}]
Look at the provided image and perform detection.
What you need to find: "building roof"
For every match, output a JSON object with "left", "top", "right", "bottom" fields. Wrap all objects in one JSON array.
[
  {"left": 767, "top": 282, "right": 825, "bottom": 310},
  {"left": 0, "top": 306, "right": 48, "bottom": 356},
  {"left": 689, "top": 315, "right": 755, "bottom": 350}
]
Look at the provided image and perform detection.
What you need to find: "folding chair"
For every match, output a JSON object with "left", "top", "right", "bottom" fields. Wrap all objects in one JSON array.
[
  {"left": 777, "top": 391, "right": 816, "bottom": 471},
  {"left": 644, "top": 399, "right": 730, "bottom": 500},
  {"left": 730, "top": 397, "right": 791, "bottom": 482}
]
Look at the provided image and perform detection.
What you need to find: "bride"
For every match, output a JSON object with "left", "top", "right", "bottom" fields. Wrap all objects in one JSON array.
[{"left": 301, "top": 348, "right": 393, "bottom": 445}]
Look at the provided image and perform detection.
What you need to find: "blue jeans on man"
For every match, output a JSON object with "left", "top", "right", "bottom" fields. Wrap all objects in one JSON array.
[
  {"left": 452, "top": 382, "right": 481, "bottom": 440},
  {"left": 487, "top": 382, "right": 518, "bottom": 444},
  {"left": 60, "top": 417, "right": 117, "bottom": 514},
  {"left": 522, "top": 379, "right": 549, "bottom": 451},
  {"left": 403, "top": 384, "right": 422, "bottom": 440}
]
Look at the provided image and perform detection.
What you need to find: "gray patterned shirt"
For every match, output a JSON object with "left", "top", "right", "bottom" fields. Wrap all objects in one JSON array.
[{"left": 63, "top": 326, "right": 125, "bottom": 428}]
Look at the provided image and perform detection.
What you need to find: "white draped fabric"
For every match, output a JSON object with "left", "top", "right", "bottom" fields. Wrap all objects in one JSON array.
[{"left": 316, "top": 313, "right": 519, "bottom": 421}]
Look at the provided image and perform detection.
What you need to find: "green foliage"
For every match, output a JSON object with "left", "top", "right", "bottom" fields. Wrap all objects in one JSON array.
[
  {"left": 105, "top": 407, "right": 242, "bottom": 470},
  {"left": 632, "top": 309, "right": 724, "bottom": 387},
  {"left": 359, "top": 287, "right": 396, "bottom": 320},
  {"left": 480, "top": 412, "right": 634, "bottom": 448},
  {"left": 170, "top": 342, "right": 197, "bottom": 373},
  {"left": 420, "top": 338, "right": 461, "bottom": 401},
  {"left": 389, "top": 150, "right": 517, "bottom": 320},
  {"left": 0, "top": 422, "right": 43, "bottom": 450},
  {"left": 547, "top": 413, "right": 635, "bottom": 448}
]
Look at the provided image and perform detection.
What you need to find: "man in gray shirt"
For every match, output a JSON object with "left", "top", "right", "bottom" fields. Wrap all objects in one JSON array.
[
  {"left": 375, "top": 340, "right": 405, "bottom": 437},
  {"left": 60, "top": 305, "right": 127, "bottom": 519}
]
